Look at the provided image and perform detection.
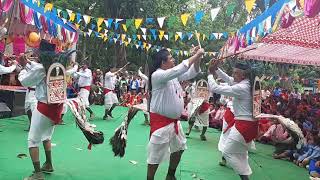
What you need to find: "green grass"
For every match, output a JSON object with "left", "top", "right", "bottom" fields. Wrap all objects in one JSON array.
[{"left": 0, "top": 105, "right": 309, "bottom": 180}]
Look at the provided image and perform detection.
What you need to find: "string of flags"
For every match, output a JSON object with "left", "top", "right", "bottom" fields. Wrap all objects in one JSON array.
[
  {"left": 227, "top": 0, "right": 291, "bottom": 53},
  {"left": 78, "top": 28, "right": 218, "bottom": 58}
]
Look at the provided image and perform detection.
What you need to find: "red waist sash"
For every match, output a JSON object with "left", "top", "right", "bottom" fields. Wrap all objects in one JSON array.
[
  {"left": 37, "top": 102, "right": 63, "bottom": 125},
  {"left": 103, "top": 88, "right": 115, "bottom": 95},
  {"left": 150, "top": 112, "right": 178, "bottom": 137},
  {"left": 80, "top": 86, "right": 91, "bottom": 91}
]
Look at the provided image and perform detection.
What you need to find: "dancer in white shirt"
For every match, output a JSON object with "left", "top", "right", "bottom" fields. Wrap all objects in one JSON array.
[
  {"left": 19, "top": 55, "right": 38, "bottom": 131},
  {"left": 208, "top": 61, "right": 257, "bottom": 180},
  {"left": 75, "top": 63, "right": 94, "bottom": 119},
  {"left": 0, "top": 59, "right": 17, "bottom": 75},
  {"left": 147, "top": 47, "right": 204, "bottom": 180},
  {"left": 19, "top": 41, "right": 65, "bottom": 180},
  {"left": 103, "top": 67, "right": 119, "bottom": 119}
]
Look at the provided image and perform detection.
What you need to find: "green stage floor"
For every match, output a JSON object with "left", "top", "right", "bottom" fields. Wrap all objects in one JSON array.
[{"left": 0, "top": 106, "right": 309, "bottom": 180}]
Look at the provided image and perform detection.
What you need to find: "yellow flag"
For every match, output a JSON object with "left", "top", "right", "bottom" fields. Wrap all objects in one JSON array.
[
  {"left": 175, "top": 34, "right": 179, "bottom": 41},
  {"left": 244, "top": 0, "right": 256, "bottom": 13},
  {"left": 122, "top": 24, "right": 127, "bottom": 32},
  {"left": 159, "top": 30, "right": 165, "bottom": 41},
  {"left": 202, "top": 34, "right": 206, "bottom": 41},
  {"left": 104, "top": 36, "right": 108, "bottom": 42},
  {"left": 125, "top": 41, "right": 129, "bottom": 47},
  {"left": 181, "top": 13, "right": 190, "bottom": 26},
  {"left": 135, "top": 19, "right": 143, "bottom": 29},
  {"left": 97, "top": 18, "right": 104, "bottom": 27},
  {"left": 137, "top": 35, "right": 141, "bottom": 40},
  {"left": 98, "top": 27, "right": 102, "bottom": 33},
  {"left": 121, "top": 34, "right": 126, "bottom": 41},
  {"left": 180, "top": 51, "right": 183, "bottom": 56},
  {"left": 75, "top": 24, "right": 80, "bottom": 29},
  {"left": 44, "top": 3, "right": 53, "bottom": 12},
  {"left": 143, "top": 42, "right": 147, "bottom": 49},
  {"left": 196, "top": 33, "right": 200, "bottom": 41},
  {"left": 100, "top": 33, "right": 105, "bottom": 38},
  {"left": 70, "top": 13, "right": 76, "bottom": 21}
]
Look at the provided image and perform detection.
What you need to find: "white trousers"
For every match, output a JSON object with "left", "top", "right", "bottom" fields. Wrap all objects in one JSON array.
[
  {"left": 78, "top": 88, "right": 90, "bottom": 108},
  {"left": 28, "top": 109, "right": 55, "bottom": 148}
]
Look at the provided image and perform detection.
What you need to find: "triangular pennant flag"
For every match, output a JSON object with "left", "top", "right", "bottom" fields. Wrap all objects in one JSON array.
[
  {"left": 187, "top": 32, "right": 193, "bottom": 40},
  {"left": 57, "top": 9, "right": 62, "bottom": 17},
  {"left": 150, "top": 29, "right": 157, "bottom": 40},
  {"left": 175, "top": 34, "right": 179, "bottom": 41},
  {"left": 222, "top": 32, "right": 228, "bottom": 39},
  {"left": 121, "top": 34, "right": 126, "bottom": 41},
  {"left": 104, "top": 36, "right": 108, "bottom": 42},
  {"left": 167, "top": 48, "right": 171, "bottom": 52},
  {"left": 114, "top": 23, "right": 120, "bottom": 30},
  {"left": 164, "top": 34, "right": 169, "bottom": 40},
  {"left": 195, "top": 11, "right": 205, "bottom": 25},
  {"left": 157, "top": 17, "right": 166, "bottom": 28},
  {"left": 180, "top": 13, "right": 190, "bottom": 26},
  {"left": 142, "top": 35, "right": 147, "bottom": 40},
  {"left": 94, "top": 31, "right": 100, "bottom": 38},
  {"left": 91, "top": 24, "right": 96, "bottom": 30},
  {"left": 119, "top": 40, "right": 123, "bottom": 46},
  {"left": 196, "top": 33, "right": 201, "bottom": 41},
  {"left": 146, "top": 18, "right": 155, "bottom": 24},
  {"left": 69, "top": 13, "right": 76, "bottom": 22},
  {"left": 140, "top": 27, "right": 147, "bottom": 35},
  {"left": 264, "top": 0, "right": 270, "bottom": 9},
  {"left": 135, "top": 19, "right": 143, "bottom": 29},
  {"left": 124, "top": 41, "right": 129, "bottom": 46},
  {"left": 98, "top": 27, "right": 102, "bottom": 32},
  {"left": 97, "top": 18, "right": 104, "bottom": 27},
  {"left": 213, "top": 33, "right": 218, "bottom": 39},
  {"left": 176, "top": 32, "right": 183, "bottom": 39},
  {"left": 88, "top": 29, "right": 93, "bottom": 37},
  {"left": 83, "top": 15, "right": 91, "bottom": 25},
  {"left": 210, "top": 7, "right": 220, "bottom": 21},
  {"left": 75, "top": 23, "right": 80, "bottom": 29},
  {"left": 137, "top": 34, "right": 141, "bottom": 40},
  {"left": 107, "top": 19, "right": 114, "bottom": 28},
  {"left": 132, "top": 34, "right": 137, "bottom": 41},
  {"left": 66, "top": 9, "right": 73, "bottom": 17},
  {"left": 147, "top": 35, "right": 152, "bottom": 40},
  {"left": 122, "top": 24, "right": 127, "bottom": 32},
  {"left": 135, "top": 44, "right": 140, "bottom": 49},
  {"left": 113, "top": 38, "right": 117, "bottom": 44},
  {"left": 244, "top": 0, "right": 256, "bottom": 13},
  {"left": 128, "top": 38, "right": 132, "bottom": 44},
  {"left": 44, "top": 3, "right": 53, "bottom": 12},
  {"left": 184, "top": 51, "right": 188, "bottom": 56},
  {"left": 143, "top": 42, "right": 147, "bottom": 49},
  {"left": 202, "top": 34, "right": 206, "bottom": 41},
  {"left": 179, "top": 51, "right": 183, "bottom": 56},
  {"left": 209, "top": 33, "right": 215, "bottom": 40},
  {"left": 156, "top": 48, "right": 160, "bottom": 52},
  {"left": 76, "top": 13, "right": 82, "bottom": 23},
  {"left": 159, "top": 30, "right": 165, "bottom": 40},
  {"left": 116, "top": 34, "right": 121, "bottom": 40},
  {"left": 226, "top": 3, "right": 237, "bottom": 16},
  {"left": 116, "top": 19, "right": 124, "bottom": 23}
]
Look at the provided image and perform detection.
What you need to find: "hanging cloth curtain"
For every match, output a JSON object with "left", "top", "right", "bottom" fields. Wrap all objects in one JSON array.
[
  {"left": 304, "top": 0, "right": 320, "bottom": 18},
  {"left": 33, "top": 11, "right": 42, "bottom": 30},
  {"left": 0, "top": 0, "right": 14, "bottom": 13},
  {"left": 19, "top": 2, "right": 34, "bottom": 24}
]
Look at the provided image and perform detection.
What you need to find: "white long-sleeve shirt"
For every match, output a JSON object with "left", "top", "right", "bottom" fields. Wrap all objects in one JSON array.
[
  {"left": 104, "top": 71, "right": 117, "bottom": 90},
  {"left": 18, "top": 61, "right": 47, "bottom": 103},
  {"left": 66, "top": 64, "right": 78, "bottom": 76},
  {"left": 76, "top": 68, "right": 92, "bottom": 87},
  {"left": 208, "top": 69, "right": 253, "bottom": 120},
  {"left": 150, "top": 60, "right": 200, "bottom": 119},
  {"left": 0, "top": 64, "right": 16, "bottom": 75}
]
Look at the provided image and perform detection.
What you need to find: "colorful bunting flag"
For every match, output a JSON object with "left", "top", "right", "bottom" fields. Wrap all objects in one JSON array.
[
  {"left": 135, "top": 19, "right": 143, "bottom": 29},
  {"left": 244, "top": 0, "right": 256, "bottom": 13},
  {"left": 181, "top": 13, "right": 190, "bottom": 26},
  {"left": 210, "top": 7, "right": 220, "bottom": 21},
  {"left": 157, "top": 17, "right": 166, "bottom": 28},
  {"left": 195, "top": 11, "right": 204, "bottom": 25}
]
